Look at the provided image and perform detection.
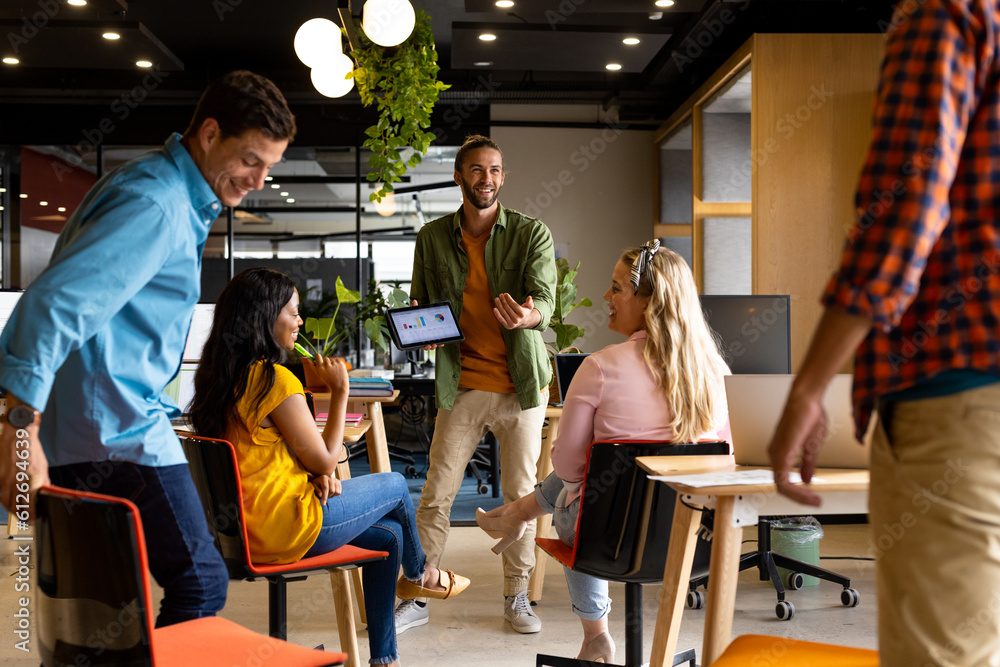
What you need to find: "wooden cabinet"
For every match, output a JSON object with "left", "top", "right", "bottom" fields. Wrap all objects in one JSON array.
[{"left": 654, "top": 33, "right": 885, "bottom": 370}]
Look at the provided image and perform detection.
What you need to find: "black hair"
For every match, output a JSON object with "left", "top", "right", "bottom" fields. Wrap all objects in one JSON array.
[
  {"left": 190, "top": 267, "right": 296, "bottom": 439},
  {"left": 184, "top": 70, "right": 297, "bottom": 142}
]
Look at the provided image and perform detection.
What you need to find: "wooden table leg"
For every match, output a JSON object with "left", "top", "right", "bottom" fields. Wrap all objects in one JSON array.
[
  {"left": 350, "top": 399, "right": 391, "bottom": 474},
  {"left": 528, "top": 412, "right": 560, "bottom": 602},
  {"left": 330, "top": 568, "right": 361, "bottom": 667},
  {"left": 648, "top": 498, "right": 701, "bottom": 667},
  {"left": 335, "top": 458, "right": 367, "bottom": 625},
  {"left": 701, "top": 496, "right": 742, "bottom": 665}
]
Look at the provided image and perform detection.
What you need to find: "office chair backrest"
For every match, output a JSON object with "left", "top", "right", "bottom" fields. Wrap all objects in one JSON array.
[
  {"left": 573, "top": 440, "right": 729, "bottom": 582},
  {"left": 178, "top": 435, "right": 256, "bottom": 579},
  {"left": 36, "top": 486, "right": 156, "bottom": 667}
]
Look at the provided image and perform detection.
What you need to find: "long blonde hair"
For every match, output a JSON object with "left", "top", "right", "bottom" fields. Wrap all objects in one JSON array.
[{"left": 622, "top": 246, "right": 727, "bottom": 442}]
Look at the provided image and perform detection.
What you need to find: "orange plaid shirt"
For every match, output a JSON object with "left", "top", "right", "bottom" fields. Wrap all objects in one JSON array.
[{"left": 824, "top": 0, "right": 1000, "bottom": 437}]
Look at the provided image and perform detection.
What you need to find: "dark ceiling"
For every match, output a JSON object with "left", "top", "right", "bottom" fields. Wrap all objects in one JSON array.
[{"left": 0, "top": 0, "right": 894, "bottom": 148}]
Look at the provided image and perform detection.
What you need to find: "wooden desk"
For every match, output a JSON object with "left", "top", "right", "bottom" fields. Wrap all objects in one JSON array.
[
  {"left": 636, "top": 457, "right": 869, "bottom": 667},
  {"left": 527, "top": 405, "right": 563, "bottom": 602},
  {"left": 311, "top": 390, "right": 400, "bottom": 475}
]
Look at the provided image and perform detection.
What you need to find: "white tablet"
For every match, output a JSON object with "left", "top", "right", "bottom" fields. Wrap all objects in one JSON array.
[{"left": 386, "top": 302, "right": 464, "bottom": 350}]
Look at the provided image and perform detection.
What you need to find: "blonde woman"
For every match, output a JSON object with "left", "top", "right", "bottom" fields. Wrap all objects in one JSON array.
[{"left": 477, "top": 242, "right": 731, "bottom": 662}]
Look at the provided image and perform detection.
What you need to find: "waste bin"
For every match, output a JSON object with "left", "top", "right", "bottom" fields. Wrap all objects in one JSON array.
[{"left": 770, "top": 517, "right": 823, "bottom": 587}]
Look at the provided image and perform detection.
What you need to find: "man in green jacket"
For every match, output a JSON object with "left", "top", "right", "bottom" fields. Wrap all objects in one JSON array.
[{"left": 397, "top": 135, "right": 556, "bottom": 635}]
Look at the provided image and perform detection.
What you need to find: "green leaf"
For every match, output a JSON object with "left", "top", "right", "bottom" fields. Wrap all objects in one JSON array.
[{"left": 335, "top": 276, "right": 361, "bottom": 304}]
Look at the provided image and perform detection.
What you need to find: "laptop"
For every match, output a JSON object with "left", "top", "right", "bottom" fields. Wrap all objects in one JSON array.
[
  {"left": 724, "top": 374, "right": 874, "bottom": 469},
  {"left": 553, "top": 353, "right": 590, "bottom": 406}
]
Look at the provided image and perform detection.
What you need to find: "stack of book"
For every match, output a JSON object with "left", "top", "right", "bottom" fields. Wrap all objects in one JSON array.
[
  {"left": 348, "top": 377, "right": 394, "bottom": 397},
  {"left": 314, "top": 412, "right": 366, "bottom": 427}
]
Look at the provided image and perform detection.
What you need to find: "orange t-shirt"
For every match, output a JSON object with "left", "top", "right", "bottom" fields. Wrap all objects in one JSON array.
[{"left": 459, "top": 228, "right": 516, "bottom": 393}]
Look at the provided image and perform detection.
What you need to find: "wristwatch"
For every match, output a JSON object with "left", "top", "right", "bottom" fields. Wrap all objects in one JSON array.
[{"left": 6, "top": 405, "right": 40, "bottom": 429}]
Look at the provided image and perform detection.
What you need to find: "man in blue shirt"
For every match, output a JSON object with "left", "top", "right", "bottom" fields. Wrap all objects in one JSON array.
[{"left": 0, "top": 70, "right": 295, "bottom": 626}]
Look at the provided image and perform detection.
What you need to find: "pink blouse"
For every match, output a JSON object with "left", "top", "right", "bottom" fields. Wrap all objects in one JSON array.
[{"left": 549, "top": 330, "right": 731, "bottom": 502}]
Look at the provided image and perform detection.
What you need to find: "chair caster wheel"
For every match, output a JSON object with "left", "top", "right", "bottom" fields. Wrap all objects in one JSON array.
[
  {"left": 405, "top": 465, "right": 417, "bottom": 477},
  {"left": 841, "top": 588, "right": 860, "bottom": 607},
  {"left": 787, "top": 572, "right": 804, "bottom": 590},
  {"left": 686, "top": 590, "right": 705, "bottom": 610},
  {"left": 477, "top": 484, "right": 489, "bottom": 495},
  {"left": 776, "top": 600, "right": 795, "bottom": 620}
]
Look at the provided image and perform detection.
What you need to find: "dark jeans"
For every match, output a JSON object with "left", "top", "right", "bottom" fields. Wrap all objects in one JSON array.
[{"left": 48, "top": 461, "right": 228, "bottom": 627}]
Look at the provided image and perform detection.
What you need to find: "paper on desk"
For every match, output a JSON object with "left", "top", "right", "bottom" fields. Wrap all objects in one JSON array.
[{"left": 649, "top": 469, "right": 818, "bottom": 487}]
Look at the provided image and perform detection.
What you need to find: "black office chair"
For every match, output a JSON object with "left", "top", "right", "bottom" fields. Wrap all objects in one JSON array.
[
  {"left": 686, "top": 517, "right": 861, "bottom": 620},
  {"left": 535, "top": 439, "right": 729, "bottom": 667}
]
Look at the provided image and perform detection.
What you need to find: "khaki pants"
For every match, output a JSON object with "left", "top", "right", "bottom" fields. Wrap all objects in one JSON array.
[
  {"left": 416, "top": 388, "right": 547, "bottom": 596},
  {"left": 871, "top": 382, "right": 1000, "bottom": 667}
]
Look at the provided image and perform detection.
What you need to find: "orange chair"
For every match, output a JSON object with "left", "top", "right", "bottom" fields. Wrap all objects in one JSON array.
[
  {"left": 36, "top": 485, "right": 345, "bottom": 667},
  {"left": 708, "top": 635, "right": 878, "bottom": 666},
  {"left": 179, "top": 434, "right": 388, "bottom": 663}
]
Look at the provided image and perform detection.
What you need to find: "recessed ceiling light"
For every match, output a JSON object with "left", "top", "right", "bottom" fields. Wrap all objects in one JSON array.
[
  {"left": 102, "top": 32, "right": 121, "bottom": 40},
  {"left": 286, "top": 198, "right": 296, "bottom": 203},
  {"left": 58, "top": 207, "right": 66, "bottom": 212},
  {"left": 136, "top": 60, "right": 153, "bottom": 68},
  {"left": 495, "top": 0, "right": 514, "bottom": 6},
  {"left": 265, "top": 176, "right": 273, "bottom": 181},
  {"left": 623, "top": 37, "right": 640, "bottom": 45},
  {"left": 655, "top": 0, "right": 675, "bottom": 6},
  {"left": 270, "top": 184, "right": 280, "bottom": 189},
  {"left": 0, "top": 188, "right": 5, "bottom": 193},
  {"left": 479, "top": 33, "right": 497, "bottom": 41},
  {"left": 474, "top": 61, "right": 494, "bottom": 67},
  {"left": 19, "top": 194, "right": 27, "bottom": 199},
  {"left": 280, "top": 191, "right": 289, "bottom": 197},
  {"left": 606, "top": 63, "right": 622, "bottom": 71},
  {"left": 0, "top": 206, "right": 4, "bottom": 211},
  {"left": 2, "top": 57, "right": 18, "bottom": 65},
  {"left": 67, "top": 0, "right": 87, "bottom": 5},
  {"left": 39, "top": 201, "right": 48, "bottom": 206}
]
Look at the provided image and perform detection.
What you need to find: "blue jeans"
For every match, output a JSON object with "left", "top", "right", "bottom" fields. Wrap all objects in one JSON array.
[
  {"left": 534, "top": 472, "right": 611, "bottom": 621},
  {"left": 48, "top": 462, "right": 228, "bottom": 627},
  {"left": 303, "top": 472, "right": 426, "bottom": 665}
]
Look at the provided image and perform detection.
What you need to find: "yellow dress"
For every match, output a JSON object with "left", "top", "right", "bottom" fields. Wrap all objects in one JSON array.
[{"left": 229, "top": 361, "right": 322, "bottom": 564}]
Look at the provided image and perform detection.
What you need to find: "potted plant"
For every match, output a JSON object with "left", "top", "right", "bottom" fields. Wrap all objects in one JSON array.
[
  {"left": 296, "top": 277, "right": 364, "bottom": 388},
  {"left": 362, "top": 278, "right": 410, "bottom": 366},
  {"left": 547, "top": 257, "right": 593, "bottom": 353},
  {"left": 351, "top": 10, "right": 449, "bottom": 203}
]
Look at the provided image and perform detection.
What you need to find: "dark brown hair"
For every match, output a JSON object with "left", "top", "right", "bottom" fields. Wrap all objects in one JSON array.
[
  {"left": 454, "top": 134, "right": 504, "bottom": 172},
  {"left": 185, "top": 70, "right": 297, "bottom": 142}
]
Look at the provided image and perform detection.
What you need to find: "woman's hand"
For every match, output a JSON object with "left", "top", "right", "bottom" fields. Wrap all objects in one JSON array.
[
  {"left": 310, "top": 474, "right": 342, "bottom": 505},
  {"left": 309, "top": 354, "right": 349, "bottom": 393}
]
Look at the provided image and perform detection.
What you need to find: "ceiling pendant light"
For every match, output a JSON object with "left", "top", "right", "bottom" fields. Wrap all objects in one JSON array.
[
  {"left": 294, "top": 18, "right": 343, "bottom": 68},
  {"left": 310, "top": 37, "right": 356, "bottom": 99},
  {"left": 362, "top": 0, "right": 416, "bottom": 47}
]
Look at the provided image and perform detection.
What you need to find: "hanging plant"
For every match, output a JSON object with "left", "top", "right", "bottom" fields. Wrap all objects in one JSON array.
[{"left": 351, "top": 10, "right": 449, "bottom": 203}]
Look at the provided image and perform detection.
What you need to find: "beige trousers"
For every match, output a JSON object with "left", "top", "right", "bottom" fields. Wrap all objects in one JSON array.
[
  {"left": 870, "top": 382, "right": 1000, "bottom": 667},
  {"left": 416, "top": 387, "right": 547, "bottom": 596}
]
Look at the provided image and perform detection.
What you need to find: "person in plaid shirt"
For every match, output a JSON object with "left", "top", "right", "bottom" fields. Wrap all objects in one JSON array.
[{"left": 769, "top": 1, "right": 1000, "bottom": 664}]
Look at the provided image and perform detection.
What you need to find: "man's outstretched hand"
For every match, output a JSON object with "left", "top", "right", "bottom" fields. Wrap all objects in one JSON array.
[{"left": 493, "top": 293, "right": 541, "bottom": 330}]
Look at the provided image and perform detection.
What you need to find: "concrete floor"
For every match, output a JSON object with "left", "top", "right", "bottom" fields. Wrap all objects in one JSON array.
[{"left": 0, "top": 523, "right": 876, "bottom": 666}]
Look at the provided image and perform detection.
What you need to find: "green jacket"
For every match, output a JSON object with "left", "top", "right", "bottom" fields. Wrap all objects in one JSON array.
[{"left": 410, "top": 204, "right": 556, "bottom": 410}]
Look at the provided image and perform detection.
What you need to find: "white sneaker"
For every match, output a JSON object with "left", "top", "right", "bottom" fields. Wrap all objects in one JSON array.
[
  {"left": 394, "top": 599, "right": 428, "bottom": 634},
  {"left": 504, "top": 591, "right": 541, "bottom": 634}
]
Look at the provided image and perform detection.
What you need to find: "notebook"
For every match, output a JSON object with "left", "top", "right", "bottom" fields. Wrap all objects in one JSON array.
[
  {"left": 724, "top": 374, "right": 874, "bottom": 469},
  {"left": 553, "top": 353, "right": 590, "bottom": 406}
]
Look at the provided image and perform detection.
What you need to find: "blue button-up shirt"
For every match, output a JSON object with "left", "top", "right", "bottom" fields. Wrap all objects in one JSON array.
[{"left": 0, "top": 133, "right": 218, "bottom": 467}]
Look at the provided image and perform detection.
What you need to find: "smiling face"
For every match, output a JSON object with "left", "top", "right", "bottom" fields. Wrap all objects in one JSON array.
[
  {"left": 273, "top": 289, "right": 302, "bottom": 352},
  {"left": 196, "top": 119, "right": 288, "bottom": 207},
  {"left": 604, "top": 260, "right": 650, "bottom": 337},
  {"left": 455, "top": 147, "right": 505, "bottom": 211}
]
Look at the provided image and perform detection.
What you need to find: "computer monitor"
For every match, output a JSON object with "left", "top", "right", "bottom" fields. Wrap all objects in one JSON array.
[{"left": 699, "top": 295, "right": 791, "bottom": 374}]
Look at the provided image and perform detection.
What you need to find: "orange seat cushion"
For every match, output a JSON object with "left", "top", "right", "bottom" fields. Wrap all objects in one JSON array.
[
  {"left": 709, "top": 635, "right": 878, "bottom": 667},
  {"left": 247, "top": 543, "right": 388, "bottom": 576},
  {"left": 154, "top": 616, "right": 345, "bottom": 666},
  {"left": 536, "top": 537, "right": 575, "bottom": 568}
]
